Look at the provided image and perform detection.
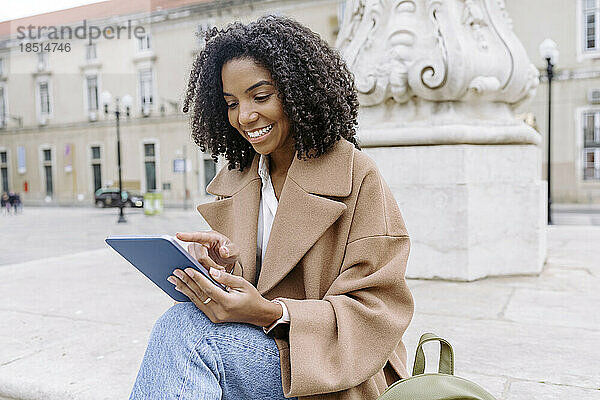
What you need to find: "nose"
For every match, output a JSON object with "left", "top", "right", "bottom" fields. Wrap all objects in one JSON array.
[{"left": 238, "top": 102, "right": 259, "bottom": 126}]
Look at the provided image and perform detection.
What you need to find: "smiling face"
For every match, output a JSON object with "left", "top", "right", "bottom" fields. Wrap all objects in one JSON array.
[{"left": 221, "top": 58, "right": 293, "bottom": 157}]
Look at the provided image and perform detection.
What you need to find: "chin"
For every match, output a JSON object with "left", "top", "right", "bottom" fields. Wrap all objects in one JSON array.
[
  {"left": 252, "top": 146, "right": 276, "bottom": 155},
  {"left": 250, "top": 138, "right": 280, "bottom": 155}
]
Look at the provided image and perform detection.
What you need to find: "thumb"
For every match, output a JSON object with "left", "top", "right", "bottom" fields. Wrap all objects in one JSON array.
[{"left": 210, "top": 267, "right": 246, "bottom": 289}]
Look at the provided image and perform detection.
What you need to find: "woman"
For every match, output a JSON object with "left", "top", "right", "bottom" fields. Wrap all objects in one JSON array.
[{"left": 130, "top": 15, "right": 413, "bottom": 400}]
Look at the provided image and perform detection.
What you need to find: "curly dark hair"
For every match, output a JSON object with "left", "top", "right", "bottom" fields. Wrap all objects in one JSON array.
[{"left": 182, "top": 15, "right": 360, "bottom": 171}]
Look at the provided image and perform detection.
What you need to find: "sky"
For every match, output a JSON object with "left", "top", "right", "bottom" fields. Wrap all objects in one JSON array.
[{"left": 0, "top": 0, "right": 109, "bottom": 22}]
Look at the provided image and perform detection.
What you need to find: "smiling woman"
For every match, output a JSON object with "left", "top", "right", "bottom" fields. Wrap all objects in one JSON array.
[
  {"left": 182, "top": 15, "right": 360, "bottom": 172},
  {"left": 223, "top": 61, "right": 291, "bottom": 155},
  {"left": 221, "top": 58, "right": 294, "bottom": 198},
  {"left": 129, "top": 15, "right": 414, "bottom": 400}
]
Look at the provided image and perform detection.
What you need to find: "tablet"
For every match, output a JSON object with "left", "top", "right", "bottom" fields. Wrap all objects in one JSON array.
[{"left": 105, "top": 235, "right": 228, "bottom": 302}]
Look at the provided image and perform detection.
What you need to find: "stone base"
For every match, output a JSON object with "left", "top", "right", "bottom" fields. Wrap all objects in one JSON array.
[{"left": 363, "top": 144, "right": 547, "bottom": 281}]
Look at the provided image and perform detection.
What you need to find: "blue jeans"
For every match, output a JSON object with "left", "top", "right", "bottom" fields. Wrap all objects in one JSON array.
[{"left": 130, "top": 302, "right": 293, "bottom": 400}]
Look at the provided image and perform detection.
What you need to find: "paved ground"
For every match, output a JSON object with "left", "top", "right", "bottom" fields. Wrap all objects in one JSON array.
[
  {"left": 0, "top": 206, "right": 208, "bottom": 266},
  {"left": 0, "top": 206, "right": 598, "bottom": 399},
  {"left": 553, "top": 203, "right": 600, "bottom": 226}
]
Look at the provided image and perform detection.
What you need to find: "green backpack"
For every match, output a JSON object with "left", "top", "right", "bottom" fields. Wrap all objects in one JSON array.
[{"left": 377, "top": 333, "right": 497, "bottom": 400}]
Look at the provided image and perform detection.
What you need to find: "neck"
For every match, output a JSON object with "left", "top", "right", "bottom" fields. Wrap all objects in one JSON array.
[{"left": 269, "top": 138, "right": 295, "bottom": 177}]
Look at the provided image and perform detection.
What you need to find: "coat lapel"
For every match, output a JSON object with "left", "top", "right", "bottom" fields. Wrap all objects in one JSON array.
[
  {"left": 196, "top": 139, "right": 356, "bottom": 293},
  {"left": 196, "top": 156, "right": 261, "bottom": 285},
  {"left": 256, "top": 179, "right": 347, "bottom": 294},
  {"left": 257, "top": 140, "right": 355, "bottom": 294}
]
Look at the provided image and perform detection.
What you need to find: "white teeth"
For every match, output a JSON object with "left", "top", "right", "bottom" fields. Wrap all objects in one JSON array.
[{"left": 246, "top": 124, "right": 273, "bottom": 138}]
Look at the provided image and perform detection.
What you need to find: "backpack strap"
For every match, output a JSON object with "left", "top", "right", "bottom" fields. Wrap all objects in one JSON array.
[{"left": 412, "top": 332, "right": 455, "bottom": 376}]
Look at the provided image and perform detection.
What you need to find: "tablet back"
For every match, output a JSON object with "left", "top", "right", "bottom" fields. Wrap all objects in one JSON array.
[{"left": 106, "top": 235, "right": 224, "bottom": 302}]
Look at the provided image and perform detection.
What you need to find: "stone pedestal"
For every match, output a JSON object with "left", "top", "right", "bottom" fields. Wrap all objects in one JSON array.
[
  {"left": 337, "top": 0, "right": 547, "bottom": 280},
  {"left": 364, "top": 144, "right": 547, "bottom": 281}
]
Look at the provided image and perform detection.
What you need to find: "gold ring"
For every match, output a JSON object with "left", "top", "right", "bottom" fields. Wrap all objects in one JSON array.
[{"left": 203, "top": 297, "right": 212, "bottom": 305}]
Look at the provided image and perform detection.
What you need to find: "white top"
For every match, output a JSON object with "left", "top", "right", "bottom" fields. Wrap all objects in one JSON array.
[
  {"left": 257, "top": 155, "right": 290, "bottom": 329},
  {"left": 257, "top": 155, "right": 278, "bottom": 267}
]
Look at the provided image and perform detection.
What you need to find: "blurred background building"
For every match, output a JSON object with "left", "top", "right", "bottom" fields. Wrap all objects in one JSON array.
[
  {"left": 509, "top": 0, "right": 600, "bottom": 203},
  {"left": 0, "top": 0, "right": 343, "bottom": 206},
  {"left": 0, "top": 0, "right": 599, "bottom": 205}
]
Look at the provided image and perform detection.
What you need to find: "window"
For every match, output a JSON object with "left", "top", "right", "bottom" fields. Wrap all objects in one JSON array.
[
  {"left": 91, "top": 146, "right": 101, "bottom": 160},
  {"left": 38, "top": 80, "right": 51, "bottom": 118},
  {"left": 583, "top": 110, "right": 600, "bottom": 179},
  {"left": 41, "top": 148, "right": 53, "bottom": 196},
  {"left": 0, "top": 151, "right": 8, "bottom": 193},
  {"left": 138, "top": 33, "right": 151, "bottom": 51},
  {"left": 0, "top": 57, "right": 4, "bottom": 76},
  {"left": 0, "top": 86, "right": 6, "bottom": 128},
  {"left": 583, "top": 0, "right": 600, "bottom": 52},
  {"left": 144, "top": 143, "right": 157, "bottom": 191},
  {"left": 44, "top": 165, "right": 53, "bottom": 195},
  {"left": 86, "top": 75, "right": 99, "bottom": 112},
  {"left": 36, "top": 78, "right": 53, "bottom": 122},
  {"left": 39, "top": 82, "right": 50, "bottom": 114},
  {"left": 17, "top": 146, "right": 25, "bottom": 174},
  {"left": 139, "top": 68, "right": 153, "bottom": 114},
  {"left": 91, "top": 146, "right": 102, "bottom": 192},
  {"left": 144, "top": 143, "right": 155, "bottom": 157},
  {"left": 85, "top": 43, "right": 97, "bottom": 60}
]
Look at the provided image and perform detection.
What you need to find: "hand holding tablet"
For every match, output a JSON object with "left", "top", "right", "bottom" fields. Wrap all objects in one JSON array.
[
  {"left": 107, "top": 233, "right": 281, "bottom": 327},
  {"left": 105, "top": 235, "right": 228, "bottom": 302}
]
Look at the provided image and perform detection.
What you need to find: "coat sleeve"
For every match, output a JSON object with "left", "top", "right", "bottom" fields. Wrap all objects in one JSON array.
[{"left": 278, "top": 168, "right": 414, "bottom": 397}]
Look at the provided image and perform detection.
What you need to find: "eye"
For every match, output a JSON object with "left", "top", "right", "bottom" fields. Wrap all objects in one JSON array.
[
  {"left": 255, "top": 94, "right": 273, "bottom": 102},
  {"left": 226, "top": 102, "right": 238, "bottom": 109}
]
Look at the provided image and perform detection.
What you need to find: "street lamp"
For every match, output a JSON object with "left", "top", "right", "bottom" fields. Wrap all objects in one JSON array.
[
  {"left": 539, "top": 38, "right": 559, "bottom": 225},
  {"left": 101, "top": 90, "right": 132, "bottom": 223}
]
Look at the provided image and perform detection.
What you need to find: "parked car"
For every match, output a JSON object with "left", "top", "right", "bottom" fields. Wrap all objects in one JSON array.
[{"left": 94, "top": 188, "right": 144, "bottom": 208}]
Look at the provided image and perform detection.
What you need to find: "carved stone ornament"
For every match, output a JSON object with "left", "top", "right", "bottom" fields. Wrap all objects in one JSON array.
[{"left": 336, "top": 0, "right": 540, "bottom": 145}]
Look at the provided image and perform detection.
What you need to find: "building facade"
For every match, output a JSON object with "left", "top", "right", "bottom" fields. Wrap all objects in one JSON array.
[
  {"left": 2, "top": 0, "right": 598, "bottom": 205},
  {"left": 508, "top": 0, "right": 600, "bottom": 203},
  {"left": 0, "top": 0, "right": 341, "bottom": 206}
]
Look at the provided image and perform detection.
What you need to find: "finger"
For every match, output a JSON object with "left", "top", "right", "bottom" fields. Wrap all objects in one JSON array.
[
  {"left": 214, "top": 264, "right": 227, "bottom": 271},
  {"left": 189, "top": 244, "right": 221, "bottom": 270},
  {"left": 169, "top": 275, "right": 219, "bottom": 321},
  {"left": 173, "top": 268, "right": 211, "bottom": 302},
  {"left": 177, "top": 231, "right": 239, "bottom": 265},
  {"left": 183, "top": 267, "right": 233, "bottom": 303},
  {"left": 168, "top": 274, "right": 204, "bottom": 305},
  {"left": 207, "top": 244, "right": 239, "bottom": 267},
  {"left": 208, "top": 267, "right": 248, "bottom": 291},
  {"left": 177, "top": 231, "right": 226, "bottom": 247}
]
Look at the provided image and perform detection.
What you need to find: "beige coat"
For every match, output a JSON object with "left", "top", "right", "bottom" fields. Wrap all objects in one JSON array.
[{"left": 197, "top": 139, "right": 414, "bottom": 399}]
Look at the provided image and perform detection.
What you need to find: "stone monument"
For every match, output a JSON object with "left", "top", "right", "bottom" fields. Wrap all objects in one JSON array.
[{"left": 336, "top": 0, "right": 546, "bottom": 280}]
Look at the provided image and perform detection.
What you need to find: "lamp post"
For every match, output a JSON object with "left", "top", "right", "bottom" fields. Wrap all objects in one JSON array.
[
  {"left": 101, "top": 91, "right": 133, "bottom": 223},
  {"left": 539, "top": 38, "right": 559, "bottom": 225}
]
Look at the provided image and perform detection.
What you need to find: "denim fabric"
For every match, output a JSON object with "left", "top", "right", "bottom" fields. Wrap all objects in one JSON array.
[{"left": 130, "top": 302, "right": 294, "bottom": 400}]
